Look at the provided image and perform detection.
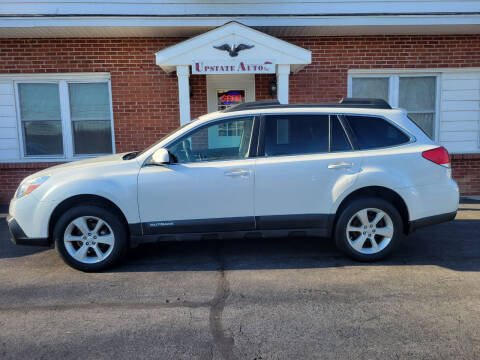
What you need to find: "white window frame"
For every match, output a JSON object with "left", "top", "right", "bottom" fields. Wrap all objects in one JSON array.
[
  {"left": 348, "top": 72, "right": 440, "bottom": 141},
  {"left": 12, "top": 73, "right": 115, "bottom": 161}
]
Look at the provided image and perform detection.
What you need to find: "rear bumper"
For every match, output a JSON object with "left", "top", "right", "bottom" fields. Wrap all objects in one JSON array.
[
  {"left": 6, "top": 215, "right": 50, "bottom": 247},
  {"left": 408, "top": 211, "right": 457, "bottom": 233}
]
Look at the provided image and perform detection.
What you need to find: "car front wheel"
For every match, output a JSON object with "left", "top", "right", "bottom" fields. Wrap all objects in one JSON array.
[
  {"left": 54, "top": 205, "right": 127, "bottom": 272},
  {"left": 335, "top": 198, "right": 403, "bottom": 261}
]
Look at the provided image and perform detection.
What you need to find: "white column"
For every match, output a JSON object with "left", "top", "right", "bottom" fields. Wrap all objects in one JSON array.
[
  {"left": 276, "top": 64, "right": 290, "bottom": 104},
  {"left": 176, "top": 65, "right": 191, "bottom": 125}
]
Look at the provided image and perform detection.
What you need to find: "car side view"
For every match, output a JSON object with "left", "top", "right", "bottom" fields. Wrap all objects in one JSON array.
[{"left": 7, "top": 98, "right": 459, "bottom": 271}]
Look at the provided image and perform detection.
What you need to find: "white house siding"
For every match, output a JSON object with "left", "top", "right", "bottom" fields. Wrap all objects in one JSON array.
[
  {"left": 0, "top": 81, "right": 20, "bottom": 161},
  {"left": 0, "top": 0, "right": 479, "bottom": 16},
  {"left": 440, "top": 72, "right": 480, "bottom": 154}
]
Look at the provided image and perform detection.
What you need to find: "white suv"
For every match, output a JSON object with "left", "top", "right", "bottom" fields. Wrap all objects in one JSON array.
[{"left": 7, "top": 98, "right": 459, "bottom": 271}]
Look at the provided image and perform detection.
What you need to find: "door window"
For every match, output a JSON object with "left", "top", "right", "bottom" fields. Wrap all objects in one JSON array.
[
  {"left": 167, "top": 117, "right": 254, "bottom": 163},
  {"left": 330, "top": 116, "right": 352, "bottom": 152},
  {"left": 263, "top": 114, "right": 352, "bottom": 156}
]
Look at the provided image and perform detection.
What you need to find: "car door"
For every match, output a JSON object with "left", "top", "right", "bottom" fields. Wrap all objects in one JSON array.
[
  {"left": 137, "top": 116, "right": 257, "bottom": 235},
  {"left": 254, "top": 113, "right": 362, "bottom": 233}
]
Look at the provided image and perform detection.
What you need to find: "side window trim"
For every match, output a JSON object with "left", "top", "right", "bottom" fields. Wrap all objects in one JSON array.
[{"left": 159, "top": 115, "right": 258, "bottom": 165}]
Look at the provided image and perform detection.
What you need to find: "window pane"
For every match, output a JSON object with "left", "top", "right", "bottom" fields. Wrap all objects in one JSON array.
[
  {"left": 73, "top": 120, "right": 112, "bottom": 154},
  {"left": 69, "top": 82, "right": 110, "bottom": 120},
  {"left": 399, "top": 77, "right": 436, "bottom": 139},
  {"left": 330, "top": 116, "right": 352, "bottom": 152},
  {"left": 352, "top": 78, "right": 389, "bottom": 102},
  {"left": 346, "top": 115, "right": 409, "bottom": 150},
  {"left": 23, "top": 121, "right": 63, "bottom": 155},
  {"left": 69, "top": 82, "right": 113, "bottom": 155},
  {"left": 167, "top": 117, "right": 254, "bottom": 163},
  {"left": 399, "top": 77, "right": 435, "bottom": 112},
  {"left": 18, "top": 83, "right": 61, "bottom": 121},
  {"left": 264, "top": 115, "right": 329, "bottom": 156},
  {"left": 408, "top": 113, "right": 435, "bottom": 138}
]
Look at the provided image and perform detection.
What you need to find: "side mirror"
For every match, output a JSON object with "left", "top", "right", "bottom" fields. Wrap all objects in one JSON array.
[{"left": 151, "top": 148, "right": 170, "bottom": 165}]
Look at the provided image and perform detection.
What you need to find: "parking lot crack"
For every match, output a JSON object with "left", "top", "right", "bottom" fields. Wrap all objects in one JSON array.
[{"left": 209, "top": 246, "right": 235, "bottom": 360}]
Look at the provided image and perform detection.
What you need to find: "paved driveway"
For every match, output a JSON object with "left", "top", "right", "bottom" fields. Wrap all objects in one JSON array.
[{"left": 0, "top": 202, "right": 479, "bottom": 360}]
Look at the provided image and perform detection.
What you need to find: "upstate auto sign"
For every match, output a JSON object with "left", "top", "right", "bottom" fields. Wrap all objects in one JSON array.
[{"left": 192, "top": 60, "right": 275, "bottom": 74}]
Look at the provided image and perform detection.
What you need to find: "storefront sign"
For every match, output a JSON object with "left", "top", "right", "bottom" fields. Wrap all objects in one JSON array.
[{"left": 192, "top": 60, "right": 275, "bottom": 74}]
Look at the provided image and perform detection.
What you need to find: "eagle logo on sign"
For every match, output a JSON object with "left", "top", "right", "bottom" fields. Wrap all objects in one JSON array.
[{"left": 213, "top": 43, "right": 254, "bottom": 57}]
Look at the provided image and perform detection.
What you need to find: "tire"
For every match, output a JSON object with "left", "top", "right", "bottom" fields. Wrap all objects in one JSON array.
[
  {"left": 54, "top": 205, "right": 128, "bottom": 272},
  {"left": 334, "top": 197, "right": 403, "bottom": 262}
]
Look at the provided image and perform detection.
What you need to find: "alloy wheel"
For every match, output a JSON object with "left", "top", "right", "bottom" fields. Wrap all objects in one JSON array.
[
  {"left": 63, "top": 216, "right": 115, "bottom": 264},
  {"left": 346, "top": 208, "right": 394, "bottom": 255}
]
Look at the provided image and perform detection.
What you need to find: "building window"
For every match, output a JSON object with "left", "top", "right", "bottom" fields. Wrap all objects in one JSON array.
[
  {"left": 18, "top": 83, "right": 64, "bottom": 156},
  {"left": 69, "top": 83, "right": 113, "bottom": 155},
  {"left": 350, "top": 75, "right": 438, "bottom": 139},
  {"left": 16, "top": 78, "right": 114, "bottom": 159}
]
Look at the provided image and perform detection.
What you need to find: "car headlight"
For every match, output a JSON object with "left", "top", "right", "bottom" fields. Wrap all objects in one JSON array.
[{"left": 16, "top": 176, "right": 50, "bottom": 199}]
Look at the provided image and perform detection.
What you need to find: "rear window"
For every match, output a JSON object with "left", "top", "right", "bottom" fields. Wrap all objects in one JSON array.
[{"left": 345, "top": 115, "right": 410, "bottom": 150}]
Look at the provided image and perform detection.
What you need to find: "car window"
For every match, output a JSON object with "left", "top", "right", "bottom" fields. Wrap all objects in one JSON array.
[
  {"left": 330, "top": 116, "right": 352, "bottom": 152},
  {"left": 167, "top": 116, "right": 254, "bottom": 163},
  {"left": 264, "top": 114, "right": 329, "bottom": 156},
  {"left": 345, "top": 115, "right": 410, "bottom": 150}
]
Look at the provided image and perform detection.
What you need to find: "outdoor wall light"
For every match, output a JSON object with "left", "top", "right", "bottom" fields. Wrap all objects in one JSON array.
[{"left": 269, "top": 80, "right": 277, "bottom": 98}]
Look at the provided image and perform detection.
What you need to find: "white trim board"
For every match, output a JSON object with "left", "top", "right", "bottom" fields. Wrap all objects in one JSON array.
[
  {"left": 0, "top": 73, "right": 110, "bottom": 81},
  {"left": 3, "top": 14, "right": 480, "bottom": 38}
]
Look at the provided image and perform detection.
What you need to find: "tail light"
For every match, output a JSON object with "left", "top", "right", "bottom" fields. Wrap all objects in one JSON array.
[{"left": 422, "top": 146, "right": 450, "bottom": 167}]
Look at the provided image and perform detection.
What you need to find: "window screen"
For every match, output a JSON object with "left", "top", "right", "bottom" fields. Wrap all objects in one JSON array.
[
  {"left": 352, "top": 78, "right": 389, "bottom": 103},
  {"left": 18, "top": 83, "right": 64, "bottom": 156},
  {"left": 264, "top": 115, "right": 329, "bottom": 156},
  {"left": 346, "top": 115, "right": 410, "bottom": 150},
  {"left": 399, "top": 77, "right": 436, "bottom": 138},
  {"left": 69, "top": 82, "right": 112, "bottom": 155}
]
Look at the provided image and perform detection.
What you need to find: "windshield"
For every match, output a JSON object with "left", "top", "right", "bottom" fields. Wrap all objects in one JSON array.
[{"left": 132, "top": 122, "right": 193, "bottom": 159}]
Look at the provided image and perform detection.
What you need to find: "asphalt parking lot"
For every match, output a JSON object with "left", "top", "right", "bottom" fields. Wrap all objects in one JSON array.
[{"left": 0, "top": 201, "right": 479, "bottom": 360}]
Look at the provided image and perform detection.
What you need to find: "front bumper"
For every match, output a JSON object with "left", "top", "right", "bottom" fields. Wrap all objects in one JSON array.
[{"left": 6, "top": 215, "right": 50, "bottom": 247}]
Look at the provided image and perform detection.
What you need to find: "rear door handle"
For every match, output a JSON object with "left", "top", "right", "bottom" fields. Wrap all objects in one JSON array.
[
  {"left": 224, "top": 169, "right": 250, "bottom": 177},
  {"left": 328, "top": 162, "right": 353, "bottom": 169}
]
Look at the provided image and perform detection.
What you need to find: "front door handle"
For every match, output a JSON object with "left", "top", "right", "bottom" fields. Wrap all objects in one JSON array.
[
  {"left": 328, "top": 162, "right": 353, "bottom": 169},
  {"left": 224, "top": 169, "right": 250, "bottom": 177}
]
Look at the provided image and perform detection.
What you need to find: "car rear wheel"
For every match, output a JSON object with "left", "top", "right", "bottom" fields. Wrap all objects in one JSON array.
[
  {"left": 335, "top": 198, "right": 403, "bottom": 261},
  {"left": 54, "top": 205, "right": 127, "bottom": 272}
]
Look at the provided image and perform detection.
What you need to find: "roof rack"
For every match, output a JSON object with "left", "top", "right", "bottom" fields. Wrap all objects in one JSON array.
[
  {"left": 222, "top": 97, "right": 392, "bottom": 113},
  {"left": 339, "top": 98, "right": 391, "bottom": 109},
  {"left": 223, "top": 100, "right": 280, "bottom": 112}
]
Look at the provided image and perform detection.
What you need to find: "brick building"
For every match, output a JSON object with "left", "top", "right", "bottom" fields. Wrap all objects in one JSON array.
[{"left": 1, "top": 1, "right": 480, "bottom": 202}]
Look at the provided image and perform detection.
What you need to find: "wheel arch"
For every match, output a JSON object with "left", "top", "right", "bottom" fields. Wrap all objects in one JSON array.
[
  {"left": 48, "top": 194, "right": 130, "bottom": 243},
  {"left": 333, "top": 186, "right": 410, "bottom": 235}
]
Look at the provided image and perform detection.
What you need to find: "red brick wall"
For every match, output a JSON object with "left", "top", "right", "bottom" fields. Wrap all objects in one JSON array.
[
  {"left": 1, "top": 35, "right": 480, "bottom": 202},
  {"left": 451, "top": 154, "right": 480, "bottom": 196}
]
